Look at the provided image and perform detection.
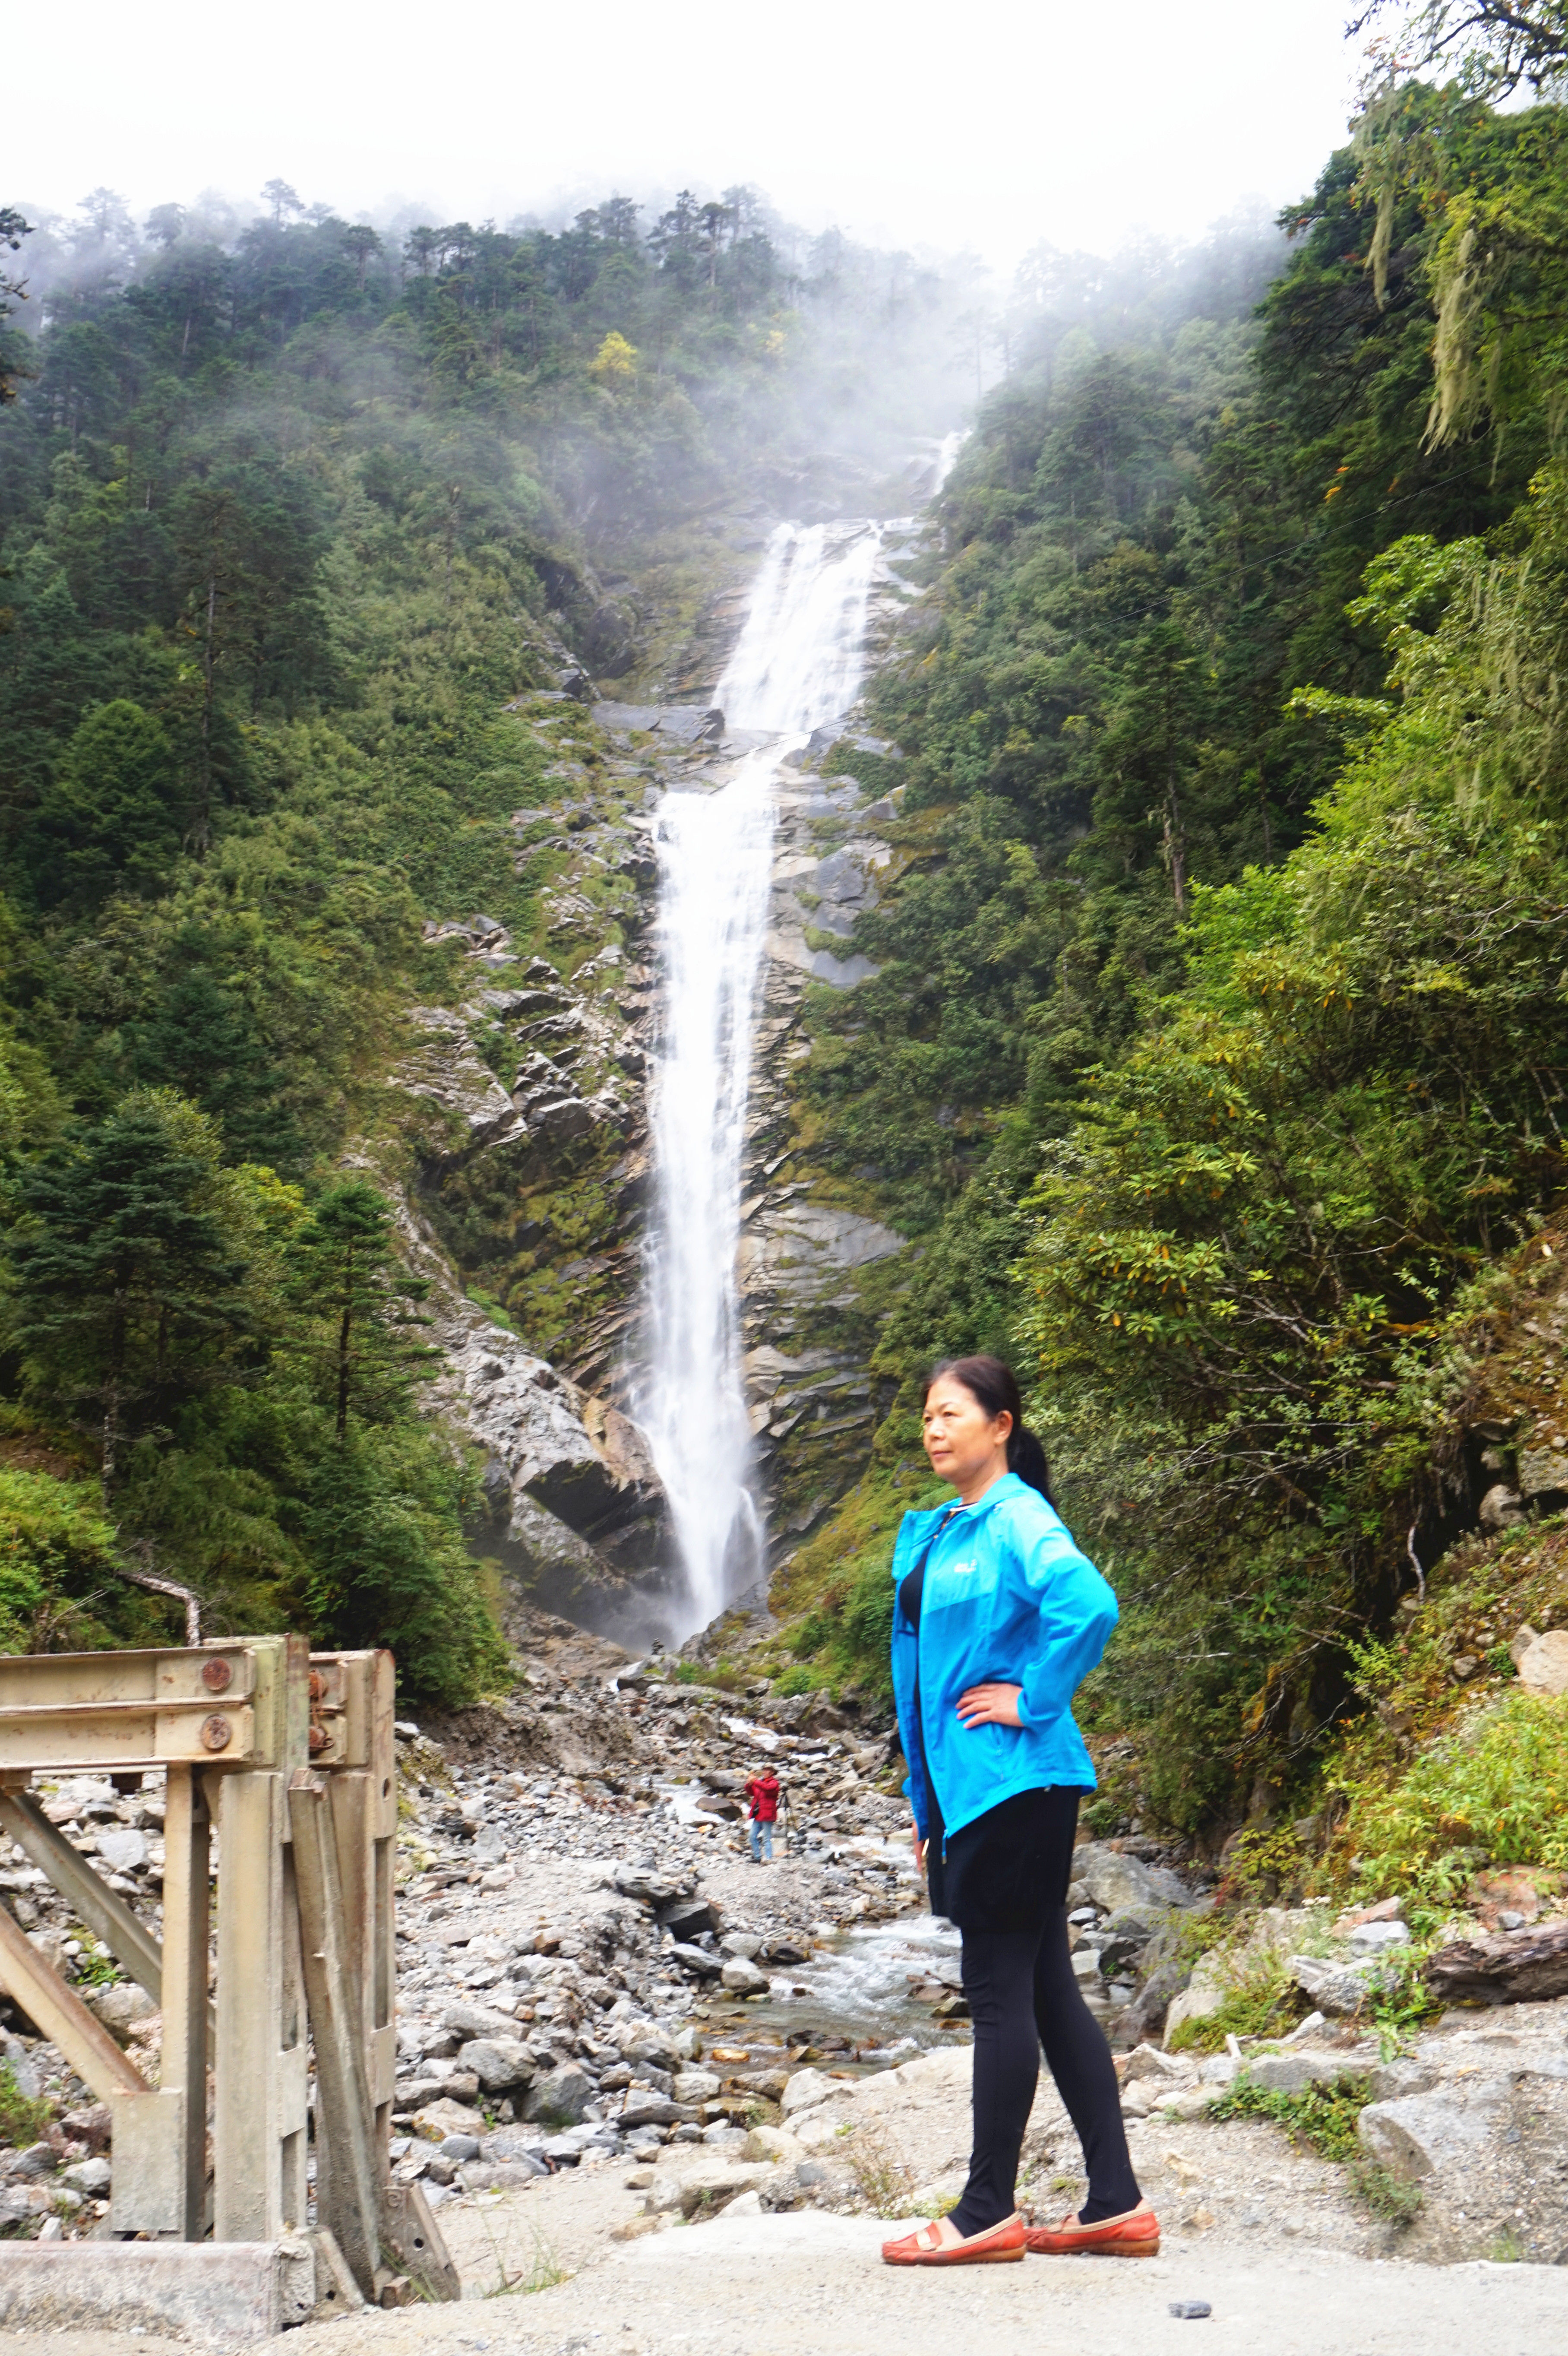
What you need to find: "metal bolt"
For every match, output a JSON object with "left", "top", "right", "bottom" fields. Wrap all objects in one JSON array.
[
  {"left": 308, "top": 1723, "right": 329, "bottom": 1754},
  {"left": 199, "top": 1715, "right": 232, "bottom": 1752},
  {"left": 308, "top": 1671, "right": 325, "bottom": 1703},
  {"left": 201, "top": 1658, "right": 233, "bottom": 1693}
]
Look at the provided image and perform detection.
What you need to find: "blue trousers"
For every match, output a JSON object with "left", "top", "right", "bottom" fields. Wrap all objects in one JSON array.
[{"left": 748, "top": 1818, "right": 774, "bottom": 1861}]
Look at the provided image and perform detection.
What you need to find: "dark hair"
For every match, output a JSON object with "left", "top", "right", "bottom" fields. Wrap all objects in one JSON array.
[{"left": 922, "top": 1354, "right": 1054, "bottom": 1505}]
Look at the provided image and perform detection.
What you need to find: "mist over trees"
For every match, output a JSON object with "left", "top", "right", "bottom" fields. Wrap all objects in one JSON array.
[{"left": 778, "top": 22, "right": 1568, "bottom": 1841}]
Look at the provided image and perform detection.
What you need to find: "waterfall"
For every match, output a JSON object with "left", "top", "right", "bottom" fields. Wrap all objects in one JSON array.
[{"left": 640, "top": 520, "right": 883, "bottom": 1640}]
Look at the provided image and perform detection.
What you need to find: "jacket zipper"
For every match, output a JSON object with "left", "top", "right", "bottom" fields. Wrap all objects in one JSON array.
[{"left": 911, "top": 1507, "right": 961, "bottom": 1864}]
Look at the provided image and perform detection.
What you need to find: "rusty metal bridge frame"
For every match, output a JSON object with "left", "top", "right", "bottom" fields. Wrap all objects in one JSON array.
[{"left": 0, "top": 1636, "right": 456, "bottom": 2308}]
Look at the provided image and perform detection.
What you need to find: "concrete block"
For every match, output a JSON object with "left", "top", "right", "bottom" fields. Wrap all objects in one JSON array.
[{"left": 0, "top": 2237, "right": 315, "bottom": 2344}]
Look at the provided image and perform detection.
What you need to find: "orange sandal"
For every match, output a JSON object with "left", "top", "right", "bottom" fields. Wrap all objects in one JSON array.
[
  {"left": 882, "top": 2213, "right": 1027, "bottom": 2266},
  {"left": 1025, "top": 2200, "right": 1160, "bottom": 2257}
]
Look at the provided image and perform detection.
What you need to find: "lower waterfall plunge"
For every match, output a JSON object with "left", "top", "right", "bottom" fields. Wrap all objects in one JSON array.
[{"left": 640, "top": 521, "right": 884, "bottom": 1640}]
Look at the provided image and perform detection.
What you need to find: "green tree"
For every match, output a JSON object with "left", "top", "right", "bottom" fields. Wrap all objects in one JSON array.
[
  {"left": 6, "top": 1092, "right": 254, "bottom": 1492},
  {"left": 285, "top": 1181, "right": 434, "bottom": 1441},
  {"left": 36, "top": 698, "right": 183, "bottom": 905}
]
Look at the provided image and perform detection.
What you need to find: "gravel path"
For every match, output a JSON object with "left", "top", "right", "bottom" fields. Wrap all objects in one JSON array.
[{"left": 277, "top": 2198, "right": 1568, "bottom": 2356}]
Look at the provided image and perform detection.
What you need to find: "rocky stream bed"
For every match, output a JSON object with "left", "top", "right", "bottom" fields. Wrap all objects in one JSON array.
[{"left": 0, "top": 1607, "right": 1566, "bottom": 2344}]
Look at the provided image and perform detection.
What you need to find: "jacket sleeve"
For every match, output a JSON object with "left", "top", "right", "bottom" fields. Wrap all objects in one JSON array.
[{"left": 1004, "top": 1504, "right": 1119, "bottom": 1731}]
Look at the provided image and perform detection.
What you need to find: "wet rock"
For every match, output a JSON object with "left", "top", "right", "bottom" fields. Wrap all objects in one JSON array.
[{"left": 719, "top": 1956, "right": 768, "bottom": 1996}]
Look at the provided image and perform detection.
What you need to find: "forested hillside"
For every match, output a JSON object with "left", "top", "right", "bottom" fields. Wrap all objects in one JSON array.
[
  {"left": 0, "top": 185, "right": 958, "bottom": 1699},
  {"left": 781, "top": 55, "right": 1568, "bottom": 1869}
]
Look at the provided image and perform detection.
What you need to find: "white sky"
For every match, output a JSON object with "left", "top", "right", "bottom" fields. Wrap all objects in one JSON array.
[{"left": 11, "top": 0, "right": 1368, "bottom": 271}]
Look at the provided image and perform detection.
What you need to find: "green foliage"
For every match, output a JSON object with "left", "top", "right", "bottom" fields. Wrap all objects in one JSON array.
[
  {"left": 5, "top": 1090, "right": 257, "bottom": 1485},
  {"left": 1207, "top": 2072, "right": 1370, "bottom": 2162},
  {"left": 771, "top": 1457, "right": 948, "bottom": 1695},
  {"left": 792, "top": 89, "right": 1568, "bottom": 1834},
  {"left": 283, "top": 1181, "right": 434, "bottom": 1441},
  {"left": 1207, "top": 2067, "right": 1423, "bottom": 2219},
  {"left": 1337, "top": 1688, "right": 1568, "bottom": 1899},
  {"left": 0, "top": 1467, "right": 139, "bottom": 1652},
  {"left": 1167, "top": 1948, "right": 1305, "bottom": 2052},
  {"left": 0, "top": 2062, "right": 48, "bottom": 2151},
  {"left": 1347, "top": 2153, "right": 1425, "bottom": 2225}
]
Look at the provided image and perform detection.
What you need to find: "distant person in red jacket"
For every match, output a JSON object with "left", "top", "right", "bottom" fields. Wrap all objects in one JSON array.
[{"left": 744, "top": 1767, "right": 781, "bottom": 1862}]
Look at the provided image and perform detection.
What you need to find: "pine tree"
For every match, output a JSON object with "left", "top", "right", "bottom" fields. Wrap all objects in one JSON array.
[
  {"left": 6, "top": 1091, "right": 253, "bottom": 1492},
  {"left": 284, "top": 1181, "right": 434, "bottom": 1441}
]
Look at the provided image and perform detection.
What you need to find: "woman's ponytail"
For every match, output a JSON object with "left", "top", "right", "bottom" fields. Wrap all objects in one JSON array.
[
  {"left": 1007, "top": 1422, "right": 1055, "bottom": 1507},
  {"left": 923, "top": 1353, "right": 1055, "bottom": 1507}
]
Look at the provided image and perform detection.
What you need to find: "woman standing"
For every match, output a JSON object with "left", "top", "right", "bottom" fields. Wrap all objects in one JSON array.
[{"left": 880, "top": 1356, "right": 1157, "bottom": 2268}]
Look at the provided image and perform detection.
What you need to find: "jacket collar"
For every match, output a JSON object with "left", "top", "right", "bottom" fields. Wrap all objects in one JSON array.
[{"left": 917, "top": 1470, "right": 1028, "bottom": 1523}]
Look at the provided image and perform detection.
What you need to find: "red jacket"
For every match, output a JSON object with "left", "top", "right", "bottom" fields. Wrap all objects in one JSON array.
[{"left": 745, "top": 1772, "right": 780, "bottom": 1823}]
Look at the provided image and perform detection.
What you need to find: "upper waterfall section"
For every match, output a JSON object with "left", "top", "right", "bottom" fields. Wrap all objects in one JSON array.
[{"left": 719, "top": 523, "right": 884, "bottom": 735}]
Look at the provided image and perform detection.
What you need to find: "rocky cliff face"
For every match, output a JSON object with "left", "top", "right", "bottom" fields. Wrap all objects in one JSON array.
[{"left": 375, "top": 518, "right": 931, "bottom": 1641}]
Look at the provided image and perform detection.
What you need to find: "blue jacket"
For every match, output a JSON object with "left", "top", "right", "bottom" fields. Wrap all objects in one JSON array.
[{"left": 890, "top": 1472, "right": 1118, "bottom": 1843}]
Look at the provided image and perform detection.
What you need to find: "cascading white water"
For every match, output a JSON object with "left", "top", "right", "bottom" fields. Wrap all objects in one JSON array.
[{"left": 640, "top": 520, "right": 883, "bottom": 1639}]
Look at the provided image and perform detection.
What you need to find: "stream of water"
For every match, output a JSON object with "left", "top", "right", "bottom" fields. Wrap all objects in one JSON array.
[{"left": 640, "top": 521, "right": 884, "bottom": 1640}]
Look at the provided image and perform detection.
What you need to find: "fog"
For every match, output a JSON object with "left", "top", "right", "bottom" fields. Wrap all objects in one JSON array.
[{"left": 10, "top": 0, "right": 1362, "bottom": 270}]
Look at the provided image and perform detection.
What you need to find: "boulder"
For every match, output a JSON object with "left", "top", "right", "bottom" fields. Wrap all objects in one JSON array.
[
  {"left": 720, "top": 1956, "right": 768, "bottom": 1996},
  {"left": 1287, "top": 1954, "right": 1377, "bottom": 2018},
  {"left": 1072, "top": 1843, "right": 1199, "bottom": 1915},
  {"left": 672, "top": 2071, "right": 722, "bottom": 2104},
  {"left": 614, "top": 1865, "right": 684, "bottom": 1905},
  {"left": 1517, "top": 1446, "right": 1568, "bottom": 1501},
  {"left": 443, "top": 2001, "right": 519, "bottom": 2042},
  {"left": 669, "top": 1941, "right": 722, "bottom": 1977},
  {"left": 1513, "top": 1628, "right": 1568, "bottom": 1699},
  {"left": 779, "top": 2068, "right": 838, "bottom": 2119},
  {"left": 458, "top": 2038, "right": 535, "bottom": 2093},
  {"left": 1478, "top": 1482, "right": 1524, "bottom": 1531},
  {"left": 60, "top": 2157, "right": 111, "bottom": 2197},
  {"left": 521, "top": 2063, "right": 593, "bottom": 2125},
  {"left": 612, "top": 2091, "right": 686, "bottom": 2129},
  {"left": 94, "top": 1829, "right": 147, "bottom": 1875},
  {"left": 84, "top": 1984, "right": 157, "bottom": 2044},
  {"left": 657, "top": 1896, "right": 719, "bottom": 1942},
  {"left": 1243, "top": 2051, "right": 1354, "bottom": 2096},
  {"left": 411, "top": 2098, "right": 486, "bottom": 2141},
  {"left": 1347, "top": 1919, "right": 1410, "bottom": 1955}
]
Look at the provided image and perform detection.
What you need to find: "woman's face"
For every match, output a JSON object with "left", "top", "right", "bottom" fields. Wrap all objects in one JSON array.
[{"left": 921, "top": 1375, "right": 1012, "bottom": 1495}]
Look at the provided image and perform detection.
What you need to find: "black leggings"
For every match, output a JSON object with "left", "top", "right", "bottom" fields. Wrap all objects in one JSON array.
[{"left": 949, "top": 1909, "right": 1141, "bottom": 2237}]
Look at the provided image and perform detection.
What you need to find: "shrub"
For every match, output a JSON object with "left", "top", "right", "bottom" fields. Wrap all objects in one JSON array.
[{"left": 1337, "top": 1690, "right": 1568, "bottom": 1903}]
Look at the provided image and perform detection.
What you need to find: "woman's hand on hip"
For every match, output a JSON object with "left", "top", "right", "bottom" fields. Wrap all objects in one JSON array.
[{"left": 955, "top": 1682, "right": 1024, "bottom": 1729}]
